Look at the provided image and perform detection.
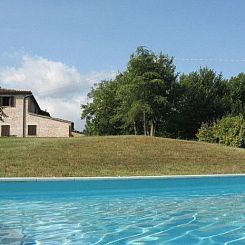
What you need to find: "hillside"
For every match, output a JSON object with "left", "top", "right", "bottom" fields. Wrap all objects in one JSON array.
[{"left": 0, "top": 136, "right": 245, "bottom": 177}]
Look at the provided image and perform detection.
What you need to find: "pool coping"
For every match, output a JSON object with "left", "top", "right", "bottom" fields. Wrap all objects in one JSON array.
[{"left": 0, "top": 174, "right": 245, "bottom": 182}]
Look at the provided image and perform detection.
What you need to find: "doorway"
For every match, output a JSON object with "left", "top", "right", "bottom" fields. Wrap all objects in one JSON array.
[{"left": 1, "top": 125, "right": 10, "bottom": 136}]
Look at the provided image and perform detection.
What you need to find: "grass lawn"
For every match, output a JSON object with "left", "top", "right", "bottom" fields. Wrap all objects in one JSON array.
[{"left": 0, "top": 136, "right": 245, "bottom": 177}]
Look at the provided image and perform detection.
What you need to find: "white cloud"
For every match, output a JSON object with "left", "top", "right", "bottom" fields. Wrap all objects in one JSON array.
[{"left": 0, "top": 55, "right": 117, "bottom": 130}]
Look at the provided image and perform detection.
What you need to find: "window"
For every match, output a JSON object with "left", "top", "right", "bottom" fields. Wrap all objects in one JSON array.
[
  {"left": 1, "top": 125, "right": 10, "bottom": 136},
  {"left": 0, "top": 96, "right": 15, "bottom": 107},
  {"left": 28, "top": 125, "right": 37, "bottom": 136}
]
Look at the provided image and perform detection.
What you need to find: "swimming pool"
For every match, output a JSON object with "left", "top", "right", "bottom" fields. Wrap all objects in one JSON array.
[{"left": 0, "top": 175, "right": 244, "bottom": 244}]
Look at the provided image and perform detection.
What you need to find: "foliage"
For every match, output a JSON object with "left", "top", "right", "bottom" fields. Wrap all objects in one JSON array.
[
  {"left": 81, "top": 79, "right": 124, "bottom": 135},
  {"left": 82, "top": 47, "right": 178, "bottom": 136},
  {"left": 196, "top": 123, "right": 217, "bottom": 143},
  {"left": 118, "top": 47, "right": 178, "bottom": 136},
  {"left": 228, "top": 73, "right": 245, "bottom": 116},
  {"left": 175, "top": 68, "right": 230, "bottom": 139},
  {"left": 197, "top": 115, "right": 245, "bottom": 148},
  {"left": 81, "top": 47, "right": 245, "bottom": 142},
  {"left": 215, "top": 115, "right": 245, "bottom": 148}
]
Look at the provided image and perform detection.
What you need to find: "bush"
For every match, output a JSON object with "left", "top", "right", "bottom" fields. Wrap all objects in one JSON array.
[
  {"left": 196, "top": 123, "right": 217, "bottom": 143},
  {"left": 215, "top": 114, "right": 245, "bottom": 148},
  {"left": 197, "top": 115, "right": 245, "bottom": 148}
]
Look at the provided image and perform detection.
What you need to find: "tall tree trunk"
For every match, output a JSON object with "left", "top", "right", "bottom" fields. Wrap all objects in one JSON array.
[
  {"left": 150, "top": 120, "right": 154, "bottom": 136},
  {"left": 143, "top": 111, "right": 147, "bottom": 136},
  {"left": 153, "top": 123, "right": 156, "bottom": 136},
  {"left": 133, "top": 121, "right": 137, "bottom": 135}
]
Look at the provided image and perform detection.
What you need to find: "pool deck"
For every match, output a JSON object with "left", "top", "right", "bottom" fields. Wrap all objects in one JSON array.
[{"left": 0, "top": 174, "right": 245, "bottom": 181}]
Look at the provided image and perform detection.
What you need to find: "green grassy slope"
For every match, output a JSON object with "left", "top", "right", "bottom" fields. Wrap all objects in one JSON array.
[{"left": 0, "top": 136, "right": 244, "bottom": 177}]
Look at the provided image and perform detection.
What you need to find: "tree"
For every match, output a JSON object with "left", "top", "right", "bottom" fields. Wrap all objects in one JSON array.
[
  {"left": 81, "top": 79, "right": 124, "bottom": 135},
  {"left": 81, "top": 49, "right": 235, "bottom": 139},
  {"left": 228, "top": 73, "right": 245, "bottom": 116},
  {"left": 82, "top": 47, "right": 178, "bottom": 137},
  {"left": 176, "top": 68, "right": 230, "bottom": 138},
  {"left": 117, "top": 47, "right": 178, "bottom": 136}
]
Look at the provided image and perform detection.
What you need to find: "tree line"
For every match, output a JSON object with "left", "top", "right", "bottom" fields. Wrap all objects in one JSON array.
[{"left": 81, "top": 47, "right": 245, "bottom": 140}]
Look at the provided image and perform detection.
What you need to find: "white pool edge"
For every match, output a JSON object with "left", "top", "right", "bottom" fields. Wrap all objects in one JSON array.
[{"left": 0, "top": 174, "right": 245, "bottom": 182}]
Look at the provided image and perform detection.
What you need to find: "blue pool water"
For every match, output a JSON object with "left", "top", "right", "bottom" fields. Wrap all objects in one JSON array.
[{"left": 0, "top": 176, "right": 244, "bottom": 244}]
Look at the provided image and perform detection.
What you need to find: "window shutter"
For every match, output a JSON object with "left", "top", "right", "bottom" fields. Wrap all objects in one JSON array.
[
  {"left": 1, "top": 125, "right": 10, "bottom": 136},
  {"left": 10, "top": 96, "right": 16, "bottom": 107},
  {"left": 28, "top": 125, "right": 37, "bottom": 136}
]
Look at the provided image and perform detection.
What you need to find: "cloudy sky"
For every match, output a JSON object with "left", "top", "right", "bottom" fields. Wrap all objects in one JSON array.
[
  {"left": 0, "top": 0, "right": 245, "bottom": 130},
  {"left": 0, "top": 53, "right": 116, "bottom": 130}
]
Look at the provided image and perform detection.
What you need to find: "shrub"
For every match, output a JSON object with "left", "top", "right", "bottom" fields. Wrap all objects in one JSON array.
[
  {"left": 197, "top": 115, "right": 245, "bottom": 148},
  {"left": 196, "top": 123, "right": 217, "bottom": 143},
  {"left": 214, "top": 114, "right": 245, "bottom": 148}
]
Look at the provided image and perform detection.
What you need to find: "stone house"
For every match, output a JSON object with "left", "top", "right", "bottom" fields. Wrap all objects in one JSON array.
[{"left": 0, "top": 88, "right": 74, "bottom": 137}]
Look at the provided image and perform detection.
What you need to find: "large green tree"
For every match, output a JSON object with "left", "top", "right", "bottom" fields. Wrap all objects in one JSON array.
[
  {"left": 82, "top": 47, "right": 178, "bottom": 136},
  {"left": 81, "top": 48, "right": 237, "bottom": 139},
  {"left": 117, "top": 47, "right": 178, "bottom": 136},
  {"left": 175, "top": 68, "right": 230, "bottom": 138},
  {"left": 81, "top": 79, "right": 124, "bottom": 135},
  {"left": 228, "top": 73, "right": 245, "bottom": 115}
]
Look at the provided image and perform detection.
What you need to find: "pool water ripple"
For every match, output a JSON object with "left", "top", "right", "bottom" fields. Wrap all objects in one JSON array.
[{"left": 0, "top": 177, "right": 244, "bottom": 244}]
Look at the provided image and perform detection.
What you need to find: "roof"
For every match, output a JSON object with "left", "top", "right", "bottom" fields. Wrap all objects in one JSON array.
[
  {"left": 29, "top": 95, "right": 51, "bottom": 117},
  {"left": 0, "top": 87, "right": 74, "bottom": 126},
  {"left": 29, "top": 113, "right": 74, "bottom": 124},
  {"left": 0, "top": 88, "right": 50, "bottom": 115},
  {"left": 0, "top": 88, "right": 32, "bottom": 95}
]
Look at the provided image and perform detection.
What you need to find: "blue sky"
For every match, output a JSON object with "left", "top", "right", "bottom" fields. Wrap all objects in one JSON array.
[{"left": 0, "top": 0, "right": 244, "bottom": 129}]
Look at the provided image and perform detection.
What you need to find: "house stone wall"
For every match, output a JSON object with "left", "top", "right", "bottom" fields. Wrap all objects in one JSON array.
[
  {"left": 25, "top": 98, "right": 71, "bottom": 137},
  {"left": 1, "top": 95, "right": 72, "bottom": 137},
  {"left": 26, "top": 114, "right": 71, "bottom": 137},
  {"left": 0, "top": 94, "right": 25, "bottom": 137}
]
